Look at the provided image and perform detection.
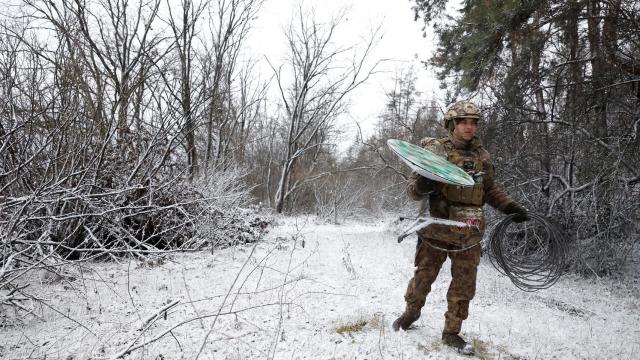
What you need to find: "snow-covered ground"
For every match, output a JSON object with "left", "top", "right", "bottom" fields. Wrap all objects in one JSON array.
[{"left": 2, "top": 216, "right": 639, "bottom": 359}]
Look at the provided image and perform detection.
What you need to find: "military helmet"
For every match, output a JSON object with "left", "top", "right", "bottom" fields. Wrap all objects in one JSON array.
[{"left": 443, "top": 101, "right": 481, "bottom": 132}]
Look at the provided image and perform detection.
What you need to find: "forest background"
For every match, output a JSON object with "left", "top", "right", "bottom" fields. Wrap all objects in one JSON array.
[{"left": 1, "top": 0, "right": 639, "bottom": 314}]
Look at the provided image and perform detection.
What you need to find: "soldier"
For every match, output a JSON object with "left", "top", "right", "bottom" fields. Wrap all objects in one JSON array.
[{"left": 392, "top": 101, "right": 529, "bottom": 354}]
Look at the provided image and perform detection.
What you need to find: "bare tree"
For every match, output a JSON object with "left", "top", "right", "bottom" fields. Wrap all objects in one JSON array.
[
  {"left": 270, "top": 6, "right": 380, "bottom": 213},
  {"left": 202, "top": 0, "right": 263, "bottom": 172},
  {"left": 165, "top": 0, "right": 208, "bottom": 181},
  {"left": 0, "top": 0, "right": 267, "bottom": 317}
]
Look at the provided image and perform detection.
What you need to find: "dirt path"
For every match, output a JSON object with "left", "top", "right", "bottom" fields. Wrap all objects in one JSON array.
[{"left": 1, "top": 216, "right": 639, "bottom": 359}]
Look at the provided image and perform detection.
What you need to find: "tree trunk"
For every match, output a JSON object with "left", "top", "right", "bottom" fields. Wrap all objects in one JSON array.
[
  {"left": 530, "top": 13, "right": 551, "bottom": 202},
  {"left": 587, "top": 0, "right": 609, "bottom": 140},
  {"left": 117, "top": 70, "right": 131, "bottom": 160},
  {"left": 274, "top": 160, "right": 290, "bottom": 214}
]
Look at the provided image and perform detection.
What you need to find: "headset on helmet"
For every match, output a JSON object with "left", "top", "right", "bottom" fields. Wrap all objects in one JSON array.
[{"left": 443, "top": 101, "right": 481, "bottom": 132}]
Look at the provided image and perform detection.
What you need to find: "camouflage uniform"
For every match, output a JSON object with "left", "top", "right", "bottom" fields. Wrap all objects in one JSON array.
[{"left": 401, "top": 133, "right": 517, "bottom": 335}]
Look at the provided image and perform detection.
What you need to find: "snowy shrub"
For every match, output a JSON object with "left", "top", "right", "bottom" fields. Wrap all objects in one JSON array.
[{"left": 0, "top": 167, "right": 271, "bottom": 315}]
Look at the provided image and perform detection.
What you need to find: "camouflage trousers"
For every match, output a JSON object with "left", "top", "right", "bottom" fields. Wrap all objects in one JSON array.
[{"left": 403, "top": 237, "right": 481, "bottom": 334}]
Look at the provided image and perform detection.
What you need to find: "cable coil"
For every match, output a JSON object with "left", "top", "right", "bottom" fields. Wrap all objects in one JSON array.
[{"left": 487, "top": 213, "right": 569, "bottom": 292}]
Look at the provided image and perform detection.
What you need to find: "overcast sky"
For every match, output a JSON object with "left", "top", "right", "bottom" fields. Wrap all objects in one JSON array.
[{"left": 246, "top": 0, "right": 443, "bottom": 149}]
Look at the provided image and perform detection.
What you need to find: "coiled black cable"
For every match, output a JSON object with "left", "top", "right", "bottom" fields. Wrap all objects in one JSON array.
[{"left": 487, "top": 213, "right": 569, "bottom": 292}]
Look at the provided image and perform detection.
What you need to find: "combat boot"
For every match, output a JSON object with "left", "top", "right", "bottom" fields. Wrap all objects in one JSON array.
[
  {"left": 392, "top": 309, "right": 420, "bottom": 331},
  {"left": 442, "top": 332, "right": 474, "bottom": 355}
]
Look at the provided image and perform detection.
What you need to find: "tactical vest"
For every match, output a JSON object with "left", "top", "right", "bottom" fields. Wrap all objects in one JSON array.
[
  {"left": 441, "top": 147, "right": 484, "bottom": 206},
  {"left": 422, "top": 137, "right": 485, "bottom": 206},
  {"left": 420, "top": 137, "right": 486, "bottom": 247}
]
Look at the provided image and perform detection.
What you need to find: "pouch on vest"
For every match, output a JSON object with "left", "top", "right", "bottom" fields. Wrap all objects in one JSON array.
[
  {"left": 423, "top": 205, "right": 484, "bottom": 247},
  {"left": 441, "top": 150, "right": 484, "bottom": 206},
  {"left": 449, "top": 205, "right": 485, "bottom": 235}
]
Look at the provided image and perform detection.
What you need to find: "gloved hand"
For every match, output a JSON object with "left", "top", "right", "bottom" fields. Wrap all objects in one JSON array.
[
  {"left": 415, "top": 175, "right": 436, "bottom": 194},
  {"left": 504, "top": 202, "right": 530, "bottom": 223}
]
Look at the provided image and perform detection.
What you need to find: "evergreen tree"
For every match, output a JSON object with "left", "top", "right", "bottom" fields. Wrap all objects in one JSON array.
[{"left": 413, "top": 0, "right": 640, "bottom": 275}]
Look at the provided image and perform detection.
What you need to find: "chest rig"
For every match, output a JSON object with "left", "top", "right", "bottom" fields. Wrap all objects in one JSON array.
[
  {"left": 440, "top": 141, "right": 484, "bottom": 206},
  {"left": 420, "top": 137, "right": 487, "bottom": 246}
]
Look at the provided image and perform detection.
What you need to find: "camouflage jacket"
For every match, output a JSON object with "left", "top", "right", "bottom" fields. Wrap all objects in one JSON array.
[{"left": 406, "top": 135, "right": 515, "bottom": 244}]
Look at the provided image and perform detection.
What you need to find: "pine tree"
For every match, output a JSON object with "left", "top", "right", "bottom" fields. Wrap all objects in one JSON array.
[{"left": 412, "top": 0, "right": 640, "bottom": 275}]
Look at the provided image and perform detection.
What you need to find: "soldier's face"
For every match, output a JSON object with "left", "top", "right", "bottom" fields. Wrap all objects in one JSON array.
[{"left": 453, "top": 118, "right": 478, "bottom": 141}]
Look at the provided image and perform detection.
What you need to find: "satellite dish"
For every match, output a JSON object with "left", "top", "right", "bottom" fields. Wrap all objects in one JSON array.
[{"left": 387, "top": 139, "right": 474, "bottom": 187}]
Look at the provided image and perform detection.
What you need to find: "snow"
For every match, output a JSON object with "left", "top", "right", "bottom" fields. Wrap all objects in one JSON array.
[{"left": 1, "top": 216, "right": 639, "bottom": 359}]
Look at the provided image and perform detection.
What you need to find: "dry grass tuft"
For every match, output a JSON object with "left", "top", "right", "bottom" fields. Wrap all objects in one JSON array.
[
  {"left": 472, "top": 337, "right": 491, "bottom": 359},
  {"left": 335, "top": 319, "right": 368, "bottom": 335}
]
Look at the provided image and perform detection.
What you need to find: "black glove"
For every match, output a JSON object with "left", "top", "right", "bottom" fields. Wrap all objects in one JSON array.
[
  {"left": 415, "top": 175, "right": 436, "bottom": 194},
  {"left": 504, "top": 202, "right": 530, "bottom": 223}
]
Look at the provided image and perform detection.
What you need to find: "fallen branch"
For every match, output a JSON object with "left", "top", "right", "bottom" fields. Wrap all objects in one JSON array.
[
  {"left": 110, "top": 301, "right": 300, "bottom": 359},
  {"left": 137, "top": 299, "right": 180, "bottom": 331},
  {"left": 23, "top": 292, "right": 97, "bottom": 337}
]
